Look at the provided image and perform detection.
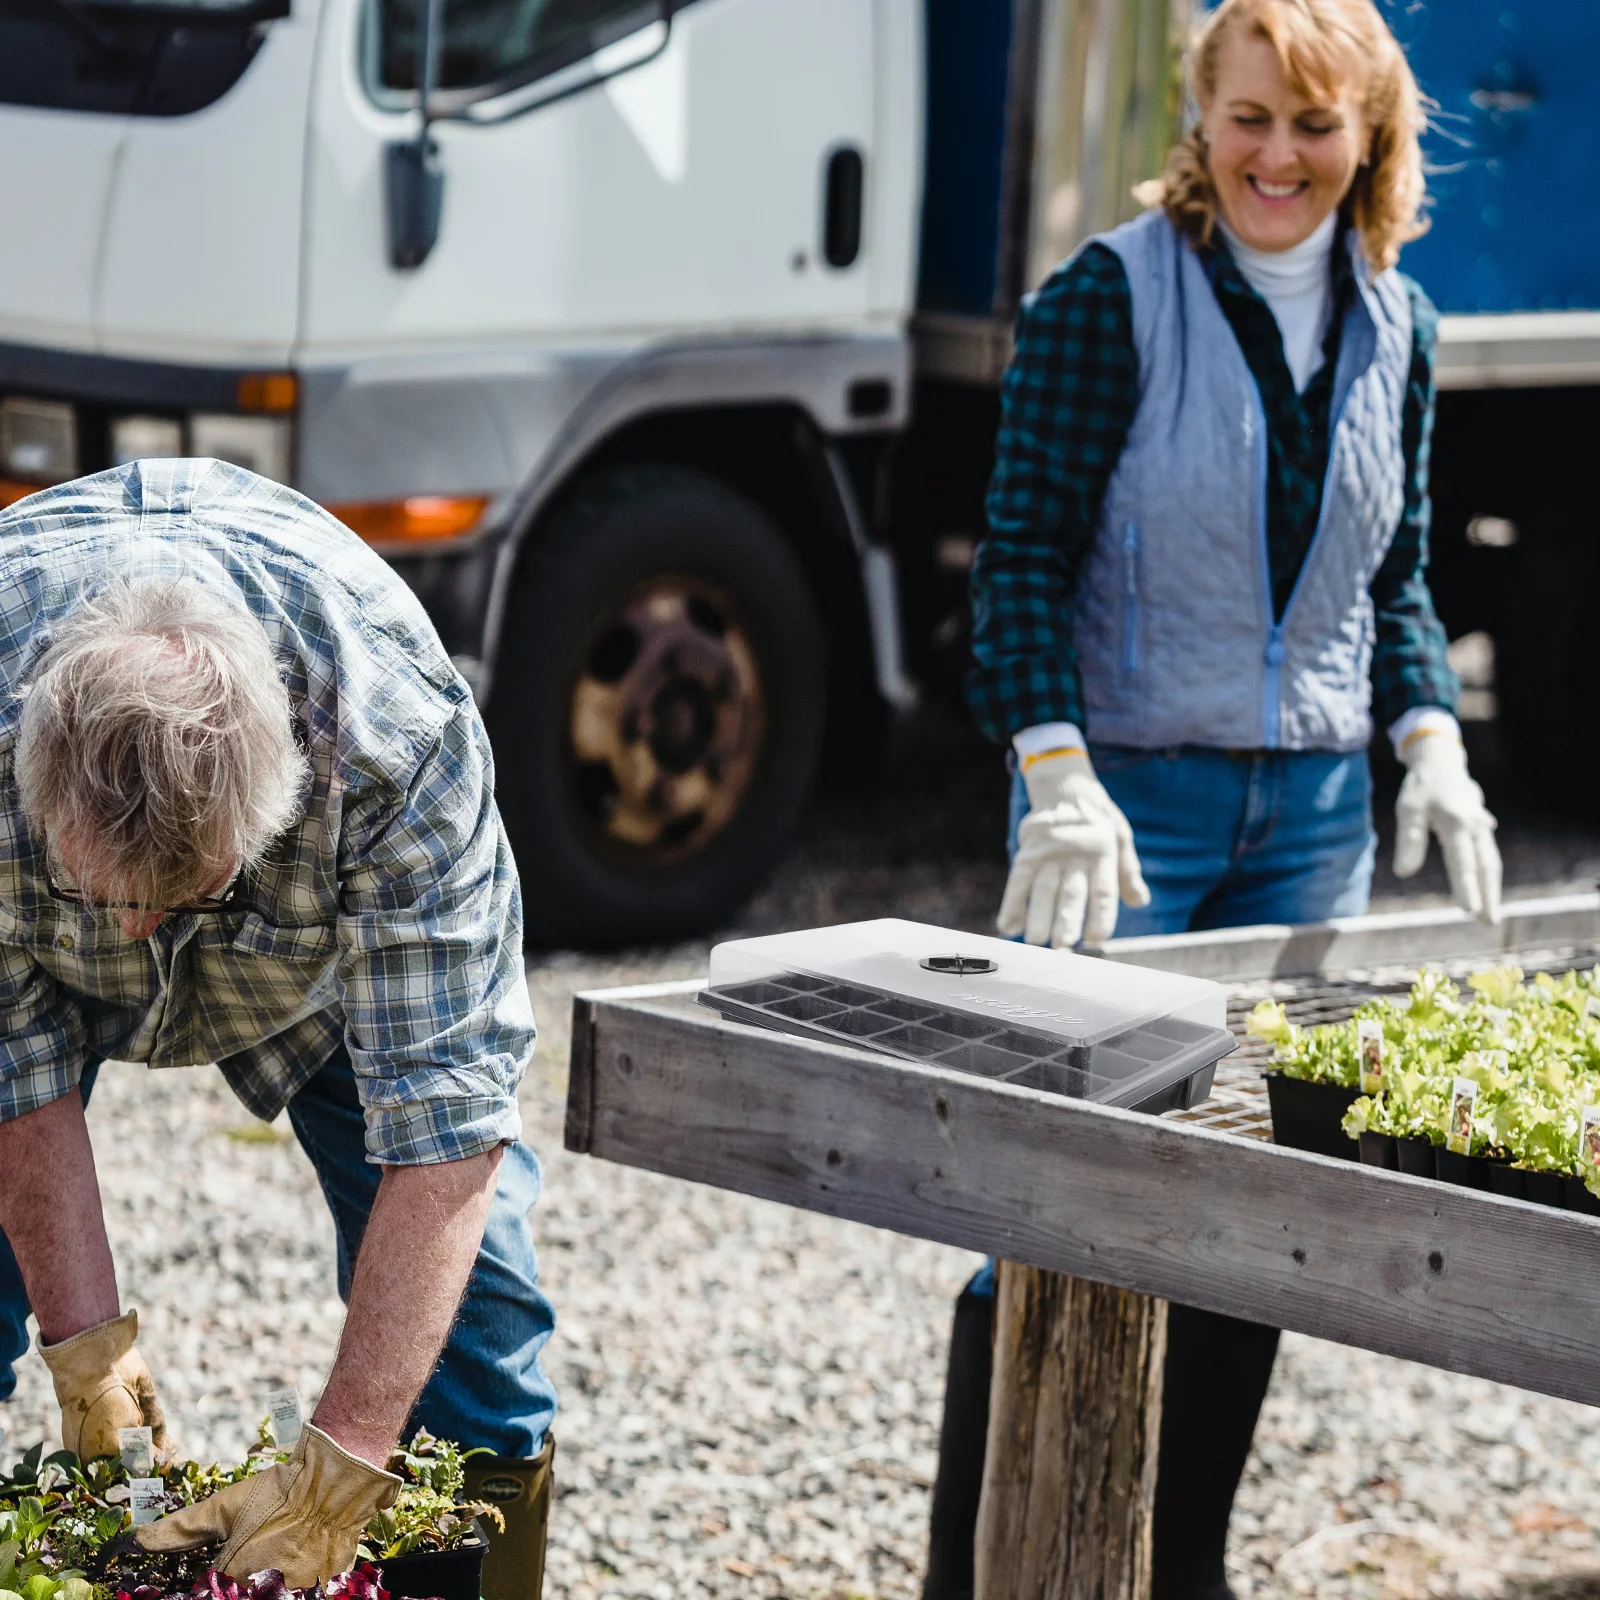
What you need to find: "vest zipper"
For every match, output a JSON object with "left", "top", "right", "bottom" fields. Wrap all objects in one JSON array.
[
  {"left": 1249, "top": 387, "right": 1277, "bottom": 748},
  {"left": 1121, "top": 521, "right": 1140, "bottom": 673}
]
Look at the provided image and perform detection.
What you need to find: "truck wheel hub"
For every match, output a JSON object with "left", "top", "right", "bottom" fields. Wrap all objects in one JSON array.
[{"left": 568, "top": 579, "right": 763, "bottom": 856}]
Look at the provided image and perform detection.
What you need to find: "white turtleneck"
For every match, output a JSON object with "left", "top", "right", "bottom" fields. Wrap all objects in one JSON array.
[{"left": 1218, "top": 210, "right": 1338, "bottom": 393}]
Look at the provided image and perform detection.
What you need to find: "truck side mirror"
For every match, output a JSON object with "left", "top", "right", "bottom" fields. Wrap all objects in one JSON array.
[
  {"left": 386, "top": 135, "right": 444, "bottom": 269},
  {"left": 385, "top": 0, "right": 445, "bottom": 270}
]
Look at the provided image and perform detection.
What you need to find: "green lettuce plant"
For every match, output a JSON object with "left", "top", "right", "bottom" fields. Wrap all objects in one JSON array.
[{"left": 1253, "top": 965, "right": 1600, "bottom": 1190}]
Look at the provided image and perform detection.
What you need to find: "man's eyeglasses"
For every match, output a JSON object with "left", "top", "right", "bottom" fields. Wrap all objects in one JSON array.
[{"left": 46, "top": 855, "right": 243, "bottom": 915}]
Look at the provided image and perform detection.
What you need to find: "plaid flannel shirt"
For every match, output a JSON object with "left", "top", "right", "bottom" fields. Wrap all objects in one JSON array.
[
  {"left": 969, "top": 232, "right": 1459, "bottom": 745},
  {"left": 0, "top": 460, "right": 534, "bottom": 1164}
]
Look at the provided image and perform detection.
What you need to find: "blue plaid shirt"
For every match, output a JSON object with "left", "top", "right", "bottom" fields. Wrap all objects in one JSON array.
[
  {"left": 0, "top": 460, "right": 533, "bottom": 1164},
  {"left": 969, "top": 232, "right": 1458, "bottom": 744}
]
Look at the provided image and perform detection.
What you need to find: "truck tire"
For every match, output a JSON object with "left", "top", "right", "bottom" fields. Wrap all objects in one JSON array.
[
  {"left": 487, "top": 465, "right": 827, "bottom": 946},
  {"left": 1496, "top": 503, "right": 1599, "bottom": 817}
]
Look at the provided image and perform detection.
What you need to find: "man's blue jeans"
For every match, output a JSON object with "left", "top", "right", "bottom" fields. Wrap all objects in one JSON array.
[{"left": 0, "top": 1045, "right": 557, "bottom": 1457}]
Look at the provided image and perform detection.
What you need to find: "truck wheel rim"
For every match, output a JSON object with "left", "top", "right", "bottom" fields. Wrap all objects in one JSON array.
[{"left": 567, "top": 578, "right": 765, "bottom": 858}]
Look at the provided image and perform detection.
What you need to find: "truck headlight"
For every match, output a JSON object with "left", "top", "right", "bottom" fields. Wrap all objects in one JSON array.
[
  {"left": 0, "top": 397, "right": 77, "bottom": 484},
  {"left": 189, "top": 413, "right": 294, "bottom": 484},
  {"left": 110, "top": 415, "right": 184, "bottom": 466}
]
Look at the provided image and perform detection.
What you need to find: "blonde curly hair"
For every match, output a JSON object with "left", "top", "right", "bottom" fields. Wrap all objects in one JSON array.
[{"left": 1137, "top": 0, "right": 1426, "bottom": 273}]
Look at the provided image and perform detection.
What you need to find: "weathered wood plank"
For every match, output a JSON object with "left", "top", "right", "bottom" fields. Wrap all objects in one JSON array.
[
  {"left": 569, "top": 992, "right": 1600, "bottom": 1408},
  {"left": 1102, "top": 893, "right": 1600, "bottom": 981},
  {"left": 976, "top": 1265, "right": 1165, "bottom": 1600}
]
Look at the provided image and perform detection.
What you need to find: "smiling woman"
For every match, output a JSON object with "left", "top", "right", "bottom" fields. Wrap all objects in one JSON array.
[
  {"left": 1142, "top": 0, "right": 1426, "bottom": 270},
  {"left": 937, "top": 2, "right": 1504, "bottom": 1597}
]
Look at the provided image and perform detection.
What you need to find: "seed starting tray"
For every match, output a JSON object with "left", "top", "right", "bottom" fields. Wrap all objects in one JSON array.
[{"left": 699, "top": 969, "right": 1231, "bottom": 1115}]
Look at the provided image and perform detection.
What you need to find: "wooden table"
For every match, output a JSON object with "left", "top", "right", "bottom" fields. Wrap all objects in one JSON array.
[{"left": 564, "top": 892, "right": 1600, "bottom": 1597}]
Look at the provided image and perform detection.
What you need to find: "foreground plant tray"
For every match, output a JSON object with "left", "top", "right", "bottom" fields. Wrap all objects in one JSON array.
[
  {"left": 568, "top": 970, "right": 1600, "bottom": 1409},
  {"left": 1264, "top": 1072, "right": 1360, "bottom": 1161},
  {"left": 1355, "top": 1131, "right": 1600, "bottom": 1216}
]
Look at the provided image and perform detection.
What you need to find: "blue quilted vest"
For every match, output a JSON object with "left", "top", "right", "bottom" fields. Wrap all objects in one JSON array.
[{"left": 1071, "top": 209, "right": 1412, "bottom": 752}]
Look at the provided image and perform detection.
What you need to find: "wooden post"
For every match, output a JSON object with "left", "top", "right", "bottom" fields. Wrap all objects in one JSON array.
[{"left": 974, "top": 1262, "right": 1167, "bottom": 1600}]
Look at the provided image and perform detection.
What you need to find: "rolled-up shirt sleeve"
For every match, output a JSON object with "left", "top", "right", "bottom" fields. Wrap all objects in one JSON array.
[
  {"left": 336, "top": 704, "right": 534, "bottom": 1166},
  {"left": 0, "top": 940, "right": 87, "bottom": 1123}
]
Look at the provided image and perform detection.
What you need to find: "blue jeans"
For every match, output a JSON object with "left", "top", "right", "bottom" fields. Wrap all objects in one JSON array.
[
  {"left": 1008, "top": 743, "right": 1376, "bottom": 934},
  {"left": 0, "top": 1045, "right": 557, "bottom": 1456}
]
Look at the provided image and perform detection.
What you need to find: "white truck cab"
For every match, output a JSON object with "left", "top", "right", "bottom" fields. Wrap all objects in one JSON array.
[{"left": 0, "top": 0, "right": 928, "bottom": 942}]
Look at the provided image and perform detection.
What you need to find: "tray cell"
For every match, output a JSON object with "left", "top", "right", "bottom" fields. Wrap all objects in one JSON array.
[
  {"left": 868, "top": 997, "right": 942, "bottom": 1023},
  {"left": 825, "top": 1009, "right": 905, "bottom": 1039},
  {"left": 768, "top": 993, "right": 848, "bottom": 1023},
  {"left": 815, "top": 983, "right": 883, "bottom": 1008},
  {"left": 938, "top": 1041, "right": 1035, "bottom": 1078}
]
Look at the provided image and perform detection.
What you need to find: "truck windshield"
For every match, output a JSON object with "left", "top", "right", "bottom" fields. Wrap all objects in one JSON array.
[
  {"left": 371, "top": 0, "right": 660, "bottom": 102},
  {"left": 0, "top": 0, "right": 281, "bottom": 115}
]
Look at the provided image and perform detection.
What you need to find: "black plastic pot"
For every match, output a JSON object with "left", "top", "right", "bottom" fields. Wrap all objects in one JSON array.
[
  {"left": 1486, "top": 1161, "right": 1527, "bottom": 1201},
  {"left": 1357, "top": 1130, "right": 1397, "bottom": 1169},
  {"left": 1524, "top": 1170, "right": 1566, "bottom": 1210},
  {"left": 1434, "top": 1147, "right": 1492, "bottom": 1190},
  {"left": 1563, "top": 1176, "right": 1600, "bottom": 1217},
  {"left": 1266, "top": 1074, "right": 1361, "bottom": 1161},
  {"left": 1396, "top": 1137, "right": 1435, "bottom": 1177},
  {"left": 378, "top": 1523, "right": 488, "bottom": 1600}
]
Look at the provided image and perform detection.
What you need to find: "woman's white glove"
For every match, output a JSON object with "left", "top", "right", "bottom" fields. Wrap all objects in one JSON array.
[
  {"left": 1393, "top": 727, "right": 1502, "bottom": 924},
  {"left": 998, "top": 747, "right": 1150, "bottom": 948}
]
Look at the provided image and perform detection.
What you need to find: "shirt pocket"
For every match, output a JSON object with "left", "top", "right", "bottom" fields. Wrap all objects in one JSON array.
[{"left": 228, "top": 913, "right": 338, "bottom": 964}]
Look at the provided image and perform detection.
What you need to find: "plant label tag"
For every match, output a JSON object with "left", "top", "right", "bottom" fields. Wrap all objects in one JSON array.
[
  {"left": 1581, "top": 1106, "right": 1600, "bottom": 1171},
  {"left": 267, "top": 1386, "right": 303, "bottom": 1447},
  {"left": 1447, "top": 1077, "right": 1478, "bottom": 1155},
  {"left": 129, "top": 1477, "right": 166, "bottom": 1527},
  {"left": 1481, "top": 1004, "right": 1510, "bottom": 1034},
  {"left": 118, "top": 1426, "right": 154, "bottom": 1475},
  {"left": 1586, "top": 996, "right": 1600, "bottom": 1023},
  {"left": 1357, "top": 1019, "right": 1385, "bottom": 1094}
]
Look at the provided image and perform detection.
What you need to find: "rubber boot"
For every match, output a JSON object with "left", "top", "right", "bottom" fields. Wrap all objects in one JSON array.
[
  {"left": 463, "top": 1436, "right": 555, "bottom": 1600},
  {"left": 1150, "top": 1306, "right": 1281, "bottom": 1600},
  {"left": 922, "top": 1276, "right": 995, "bottom": 1600}
]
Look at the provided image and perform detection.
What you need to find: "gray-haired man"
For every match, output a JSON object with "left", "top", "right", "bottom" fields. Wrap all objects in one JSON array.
[{"left": 0, "top": 460, "right": 554, "bottom": 1593}]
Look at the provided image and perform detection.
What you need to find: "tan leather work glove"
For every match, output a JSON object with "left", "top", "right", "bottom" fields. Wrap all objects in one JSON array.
[
  {"left": 135, "top": 1423, "right": 400, "bottom": 1586},
  {"left": 39, "top": 1310, "right": 174, "bottom": 1463}
]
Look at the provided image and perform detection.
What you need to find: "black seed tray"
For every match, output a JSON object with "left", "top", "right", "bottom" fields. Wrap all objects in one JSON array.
[
  {"left": 1355, "top": 1135, "right": 1599, "bottom": 1215},
  {"left": 700, "top": 972, "right": 1233, "bottom": 1114}
]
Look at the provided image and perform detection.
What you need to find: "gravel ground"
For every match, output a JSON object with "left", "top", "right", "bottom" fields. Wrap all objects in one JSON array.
[{"left": 6, "top": 708, "right": 1600, "bottom": 1598}]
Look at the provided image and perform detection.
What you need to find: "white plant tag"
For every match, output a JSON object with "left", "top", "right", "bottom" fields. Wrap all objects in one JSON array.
[
  {"left": 266, "top": 1386, "right": 303, "bottom": 1447},
  {"left": 1357, "top": 1019, "right": 1385, "bottom": 1095},
  {"left": 1586, "top": 995, "right": 1600, "bottom": 1023},
  {"left": 118, "top": 1426, "right": 154, "bottom": 1475},
  {"left": 1481, "top": 1003, "right": 1510, "bottom": 1034},
  {"left": 1447, "top": 1077, "right": 1479, "bottom": 1155},
  {"left": 1581, "top": 1106, "right": 1600, "bottom": 1171},
  {"left": 129, "top": 1477, "right": 166, "bottom": 1527}
]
